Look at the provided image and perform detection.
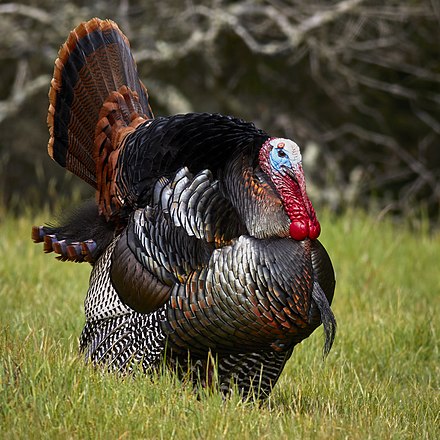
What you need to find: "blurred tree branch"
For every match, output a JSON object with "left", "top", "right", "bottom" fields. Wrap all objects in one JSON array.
[
  {"left": 0, "top": 3, "right": 52, "bottom": 24},
  {"left": 0, "top": 59, "right": 49, "bottom": 123},
  {"left": 0, "top": 0, "right": 439, "bottom": 220}
]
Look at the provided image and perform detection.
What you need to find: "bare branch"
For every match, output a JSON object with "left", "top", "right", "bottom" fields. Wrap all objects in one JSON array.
[
  {"left": 413, "top": 108, "right": 440, "bottom": 135},
  {"left": 0, "top": 3, "right": 52, "bottom": 24},
  {"left": 136, "top": 0, "right": 366, "bottom": 61},
  {"left": 352, "top": 53, "right": 440, "bottom": 83},
  {"left": 322, "top": 123, "right": 438, "bottom": 190},
  {"left": 293, "top": 0, "right": 365, "bottom": 43},
  {"left": 0, "top": 73, "right": 49, "bottom": 124}
]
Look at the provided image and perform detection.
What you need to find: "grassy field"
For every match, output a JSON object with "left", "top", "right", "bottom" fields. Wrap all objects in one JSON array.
[{"left": 1, "top": 209, "right": 439, "bottom": 439}]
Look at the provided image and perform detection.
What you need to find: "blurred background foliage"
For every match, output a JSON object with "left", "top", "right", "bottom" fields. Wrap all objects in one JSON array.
[{"left": 0, "top": 0, "right": 439, "bottom": 221}]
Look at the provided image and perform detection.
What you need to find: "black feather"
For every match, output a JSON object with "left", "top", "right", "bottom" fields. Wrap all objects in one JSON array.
[
  {"left": 311, "top": 281, "right": 337, "bottom": 358},
  {"left": 116, "top": 113, "right": 269, "bottom": 209},
  {"left": 42, "top": 199, "right": 117, "bottom": 261}
]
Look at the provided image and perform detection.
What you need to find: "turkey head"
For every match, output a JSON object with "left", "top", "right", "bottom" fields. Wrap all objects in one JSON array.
[{"left": 258, "top": 138, "right": 321, "bottom": 241}]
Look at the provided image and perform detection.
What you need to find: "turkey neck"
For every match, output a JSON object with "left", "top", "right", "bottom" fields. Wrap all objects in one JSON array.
[{"left": 221, "top": 153, "right": 291, "bottom": 239}]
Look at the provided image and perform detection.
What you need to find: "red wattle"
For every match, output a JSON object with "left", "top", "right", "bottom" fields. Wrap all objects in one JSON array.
[
  {"left": 309, "top": 221, "right": 321, "bottom": 240},
  {"left": 289, "top": 221, "right": 308, "bottom": 241}
]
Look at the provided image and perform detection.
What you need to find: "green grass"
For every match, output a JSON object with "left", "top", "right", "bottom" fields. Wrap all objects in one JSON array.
[{"left": 1, "top": 210, "right": 439, "bottom": 439}]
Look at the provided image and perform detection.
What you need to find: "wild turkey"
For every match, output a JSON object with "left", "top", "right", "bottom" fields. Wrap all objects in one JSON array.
[{"left": 32, "top": 18, "right": 336, "bottom": 399}]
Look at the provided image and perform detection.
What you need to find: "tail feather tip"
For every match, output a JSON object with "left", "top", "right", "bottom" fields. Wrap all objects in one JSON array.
[{"left": 31, "top": 226, "right": 45, "bottom": 243}]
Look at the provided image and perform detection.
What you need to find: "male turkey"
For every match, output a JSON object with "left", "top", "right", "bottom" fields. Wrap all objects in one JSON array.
[{"left": 32, "top": 18, "right": 336, "bottom": 399}]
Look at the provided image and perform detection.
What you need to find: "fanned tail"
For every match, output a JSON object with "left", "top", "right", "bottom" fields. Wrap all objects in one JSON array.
[{"left": 48, "top": 18, "right": 153, "bottom": 217}]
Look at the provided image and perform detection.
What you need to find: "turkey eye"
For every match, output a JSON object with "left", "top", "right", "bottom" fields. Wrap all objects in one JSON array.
[{"left": 277, "top": 150, "right": 286, "bottom": 157}]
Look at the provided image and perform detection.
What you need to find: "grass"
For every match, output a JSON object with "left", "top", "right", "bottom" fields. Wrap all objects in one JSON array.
[{"left": 0, "top": 209, "right": 439, "bottom": 439}]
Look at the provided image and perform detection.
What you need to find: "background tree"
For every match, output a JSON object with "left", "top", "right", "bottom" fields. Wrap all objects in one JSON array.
[{"left": 1, "top": 0, "right": 439, "bottom": 219}]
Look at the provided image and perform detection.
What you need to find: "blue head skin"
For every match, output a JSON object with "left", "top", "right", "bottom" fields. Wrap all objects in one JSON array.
[{"left": 268, "top": 138, "right": 302, "bottom": 175}]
